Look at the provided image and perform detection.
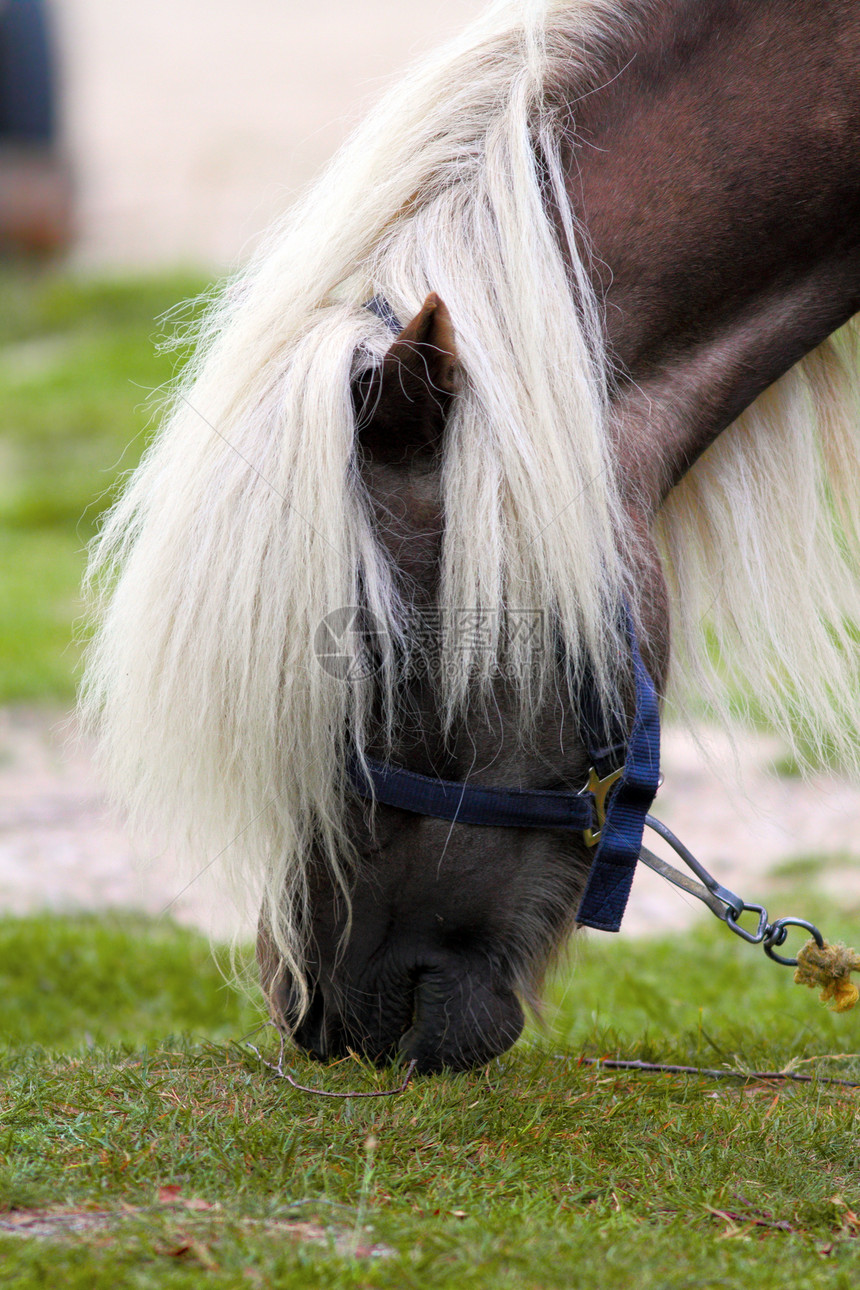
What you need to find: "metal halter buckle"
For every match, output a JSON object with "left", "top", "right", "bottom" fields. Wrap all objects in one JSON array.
[{"left": 583, "top": 766, "right": 624, "bottom": 848}]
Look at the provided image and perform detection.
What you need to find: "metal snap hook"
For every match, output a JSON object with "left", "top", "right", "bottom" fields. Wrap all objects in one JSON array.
[{"left": 642, "top": 813, "right": 836, "bottom": 977}]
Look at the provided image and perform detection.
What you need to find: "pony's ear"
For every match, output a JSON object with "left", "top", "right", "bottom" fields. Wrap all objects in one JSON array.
[{"left": 354, "top": 293, "right": 459, "bottom": 464}]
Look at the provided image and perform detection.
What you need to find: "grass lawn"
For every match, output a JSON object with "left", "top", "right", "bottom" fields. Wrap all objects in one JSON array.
[
  {"left": 1, "top": 902, "right": 859, "bottom": 1288},
  {"left": 0, "top": 268, "right": 211, "bottom": 703}
]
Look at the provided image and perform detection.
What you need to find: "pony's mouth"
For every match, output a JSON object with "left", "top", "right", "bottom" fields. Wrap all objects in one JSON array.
[{"left": 288, "top": 955, "right": 525, "bottom": 1075}]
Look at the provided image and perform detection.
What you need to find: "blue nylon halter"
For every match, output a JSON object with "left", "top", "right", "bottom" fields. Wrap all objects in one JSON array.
[
  {"left": 353, "top": 294, "right": 662, "bottom": 932},
  {"left": 349, "top": 616, "right": 660, "bottom": 933}
]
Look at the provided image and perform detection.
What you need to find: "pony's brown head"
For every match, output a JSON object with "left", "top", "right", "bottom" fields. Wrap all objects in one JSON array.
[{"left": 259, "top": 295, "right": 598, "bottom": 1073}]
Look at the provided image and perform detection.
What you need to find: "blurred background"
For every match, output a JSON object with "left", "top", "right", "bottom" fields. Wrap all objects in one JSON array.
[
  {"left": 0, "top": 0, "right": 486, "bottom": 938},
  {"left": 49, "top": 0, "right": 486, "bottom": 267},
  {"left": 2, "top": 0, "right": 859, "bottom": 954}
]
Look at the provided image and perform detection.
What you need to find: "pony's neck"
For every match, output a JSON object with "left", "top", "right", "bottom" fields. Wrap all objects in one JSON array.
[{"left": 563, "top": 0, "right": 860, "bottom": 511}]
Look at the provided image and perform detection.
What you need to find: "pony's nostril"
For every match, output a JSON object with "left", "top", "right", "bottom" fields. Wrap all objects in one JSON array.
[{"left": 292, "top": 986, "right": 331, "bottom": 1061}]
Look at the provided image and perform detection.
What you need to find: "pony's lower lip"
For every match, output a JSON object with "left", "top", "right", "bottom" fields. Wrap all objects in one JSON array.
[
  {"left": 394, "top": 961, "right": 525, "bottom": 1074},
  {"left": 291, "top": 984, "right": 344, "bottom": 1062},
  {"left": 292, "top": 961, "right": 524, "bottom": 1073}
]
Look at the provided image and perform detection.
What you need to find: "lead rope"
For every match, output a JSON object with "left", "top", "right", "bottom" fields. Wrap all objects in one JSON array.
[{"left": 640, "top": 814, "right": 860, "bottom": 1011}]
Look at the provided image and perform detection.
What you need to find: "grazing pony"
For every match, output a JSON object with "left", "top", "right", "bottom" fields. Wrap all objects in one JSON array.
[{"left": 82, "top": 0, "right": 860, "bottom": 1071}]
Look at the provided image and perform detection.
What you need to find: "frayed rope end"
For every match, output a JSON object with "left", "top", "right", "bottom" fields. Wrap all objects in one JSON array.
[{"left": 794, "top": 940, "right": 860, "bottom": 1013}]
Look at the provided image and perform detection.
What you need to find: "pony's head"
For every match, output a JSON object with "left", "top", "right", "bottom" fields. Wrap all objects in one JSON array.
[
  {"left": 83, "top": 0, "right": 860, "bottom": 1079},
  {"left": 81, "top": 2, "right": 645, "bottom": 1080},
  {"left": 257, "top": 294, "right": 619, "bottom": 1072}
]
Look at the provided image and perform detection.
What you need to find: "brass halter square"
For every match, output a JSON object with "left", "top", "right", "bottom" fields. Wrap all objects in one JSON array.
[{"left": 583, "top": 765, "right": 624, "bottom": 848}]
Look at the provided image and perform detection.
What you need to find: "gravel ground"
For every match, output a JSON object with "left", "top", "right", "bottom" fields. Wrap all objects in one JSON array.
[{"left": 3, "top": 705, "right": 859, "bottom": 944}]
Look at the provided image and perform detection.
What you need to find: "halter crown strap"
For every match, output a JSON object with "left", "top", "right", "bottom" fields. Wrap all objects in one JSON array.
[{"left": 364, "top": 294, "right": 403, "bottom": 335}]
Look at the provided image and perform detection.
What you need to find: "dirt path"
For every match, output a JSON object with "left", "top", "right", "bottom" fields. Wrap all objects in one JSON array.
[
  {"left": 2, "top": 705, "right": 859, "bottom": 943},
  {"left": 0, "top": 707, "right": 238, "bottom": 938}
]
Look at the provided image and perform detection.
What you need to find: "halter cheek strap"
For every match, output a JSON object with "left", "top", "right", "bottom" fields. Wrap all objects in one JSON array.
[{"left": 574, "top": 615, "right": 661, "bottom": 930}]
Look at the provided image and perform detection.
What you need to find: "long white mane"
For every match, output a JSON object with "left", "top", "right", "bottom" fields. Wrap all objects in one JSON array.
[{"left": 81, "top": 0, "right": 860, "bottom": 1004}]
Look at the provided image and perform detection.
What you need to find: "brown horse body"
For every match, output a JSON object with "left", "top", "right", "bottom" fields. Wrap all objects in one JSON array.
[{"left": 266, "top": 0, "right": 860, "bottom": 1069}]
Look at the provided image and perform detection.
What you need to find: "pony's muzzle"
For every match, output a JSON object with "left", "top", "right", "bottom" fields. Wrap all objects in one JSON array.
[
  {"left": 280, "top": 954, "right": 524, "bottom": 1075},
  {"left": 396, "top": 961, "right": 525, "bottom": 1074}
]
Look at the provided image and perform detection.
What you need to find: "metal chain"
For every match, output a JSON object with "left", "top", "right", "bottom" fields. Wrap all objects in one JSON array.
[{"left": 641, "top": 814, "right": 825, "bottom": 968}]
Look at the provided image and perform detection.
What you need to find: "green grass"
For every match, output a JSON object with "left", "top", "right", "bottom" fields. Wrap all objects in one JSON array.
[
  {"left": 2, "top": 907, "right": 860, "bottom": 1287},
  {"left": 0, "top": 268, "right": 212, "bottom": 702}
]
